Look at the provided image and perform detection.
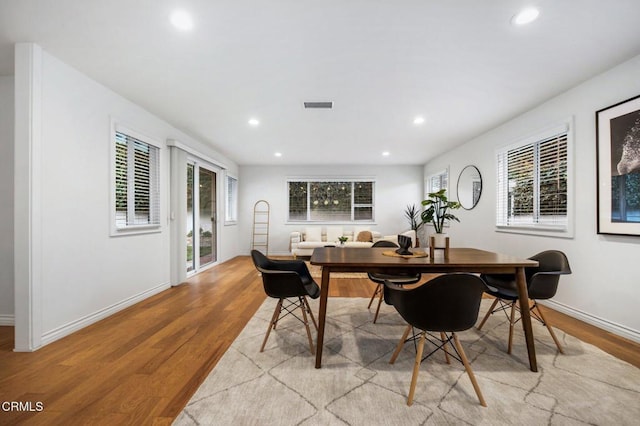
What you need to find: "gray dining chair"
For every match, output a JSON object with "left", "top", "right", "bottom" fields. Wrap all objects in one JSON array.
[
  {"left": 477, "top": 250, "right": 572, "bottom": 354},
  {"left": 366, "top": 240, "right": 421, "bottom": 323},
  {"left": 251, "top": 250, "right": 320, "bottom": 353},
  {"left": 385, "top": 273, "right": 488, "bottom": 406}
]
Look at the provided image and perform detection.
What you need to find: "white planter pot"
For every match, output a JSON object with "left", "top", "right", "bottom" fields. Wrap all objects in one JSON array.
[{"left": 430, "top": 233, "right": 449, "bottom": 249}]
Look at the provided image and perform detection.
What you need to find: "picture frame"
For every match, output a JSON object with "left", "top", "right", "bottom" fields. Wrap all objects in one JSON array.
[{"left": 596, "top": 94, "right": 640, "bottom": 236}]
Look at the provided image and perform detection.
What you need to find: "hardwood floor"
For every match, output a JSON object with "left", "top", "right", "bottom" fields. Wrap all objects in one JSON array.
[{"left": 0, "top": 256, "right": 638, "bottom": 425}]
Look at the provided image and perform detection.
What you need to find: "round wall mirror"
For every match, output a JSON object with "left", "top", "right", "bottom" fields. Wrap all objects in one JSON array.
[{"left": 457, "top": 165, "right": 482, "bottom": 210}]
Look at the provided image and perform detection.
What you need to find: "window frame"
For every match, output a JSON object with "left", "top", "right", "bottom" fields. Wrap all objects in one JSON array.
[
  {"left": 426, "top": 168, "right": 449, "bottom": 195},
  {"left": 286, "top": 178, "right": 376, "bottom": 224},
  {"left": 424, "top": 167, "right": 452, "bottom": 230},
  {"left": 495, "top": 120, "right": 574, "bottom": 238},
  {"left": 225, "top": 173, "right": 238, "bottom": 225},
  {"left": 110, "top": 122, "right": 162, "bottom": 236}
]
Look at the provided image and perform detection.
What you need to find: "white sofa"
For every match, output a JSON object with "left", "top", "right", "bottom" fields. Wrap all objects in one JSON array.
[{"left": 289, "top": 226, "right": 416, "bottom": 258}]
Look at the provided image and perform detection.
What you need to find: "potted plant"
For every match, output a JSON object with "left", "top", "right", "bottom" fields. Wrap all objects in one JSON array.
[
  {"left": 421, "top": 189, "right": 461, "bottom": 247},
  {"left": 404, "top": 204, "right": 424, "bottom": 247},
  {"left": 338, "top": 236, "right": 349, "bottom": 246}
]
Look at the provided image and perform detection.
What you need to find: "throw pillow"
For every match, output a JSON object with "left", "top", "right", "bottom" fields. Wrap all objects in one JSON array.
[
  {"left": 325, "top": 226, "right": 343, "bottom": 243},
  {"left": 305, "top": 227, "right": 322, "bottom": 242},
  {"left": 356, "top": 230, "right": 373, "bottom": 242},
  {"left": 353, "top": 226, "right": 370, "bottom": 239}
]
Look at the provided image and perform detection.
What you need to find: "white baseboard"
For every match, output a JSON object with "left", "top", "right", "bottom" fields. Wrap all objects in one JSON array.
[
  {"left": 0, "top": 315, "right": 15, "bottom": 326},
  {"left": 542, "top": 299, "right": 640, "bottom": 343},
  {"left": 40, "top": 282, "right": 171, "bottom": 347}
]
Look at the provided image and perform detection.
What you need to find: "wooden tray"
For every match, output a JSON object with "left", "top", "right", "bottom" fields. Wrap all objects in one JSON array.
[{"left": 382, "top": 250, "right": 428, "bottom": 259}]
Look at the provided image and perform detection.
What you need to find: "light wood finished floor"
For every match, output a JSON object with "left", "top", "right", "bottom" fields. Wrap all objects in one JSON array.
[{"left": 0, "top": 256, "right": 638, "bottom": 425}]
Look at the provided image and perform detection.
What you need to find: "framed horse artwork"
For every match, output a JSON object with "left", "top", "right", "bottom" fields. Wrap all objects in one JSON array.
[{"left": 596, "top": 94, "right": 640, "bottom": 236}]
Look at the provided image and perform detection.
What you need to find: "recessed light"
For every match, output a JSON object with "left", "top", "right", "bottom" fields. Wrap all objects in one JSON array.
[
  {"left": 382, "top": 151, "right": 390, "bottom": 157},
  {"left": 274, "top": 152, "right": 282, "bottom": 157},
  {"left": 248, "top": 118, "right": 260, "bottom": 126},
  {"left": 413, "top": 116, "right": 425, "bottom": 125},
  {"left": 512, "top": 7, "right": 539, "bottom": 26},
  {"left": 170, "top": 10, "right": 194, "bottom": 31}
]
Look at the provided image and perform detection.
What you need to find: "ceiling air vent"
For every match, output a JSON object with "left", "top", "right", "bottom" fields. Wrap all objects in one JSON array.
[{"left": 303, "top": 101, "right": 333, "bottom": 109}]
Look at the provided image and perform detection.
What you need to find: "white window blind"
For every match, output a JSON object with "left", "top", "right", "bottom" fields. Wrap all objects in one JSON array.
[
  {"left": 496, "top": 127, "right": 568, "bottom": 230},
  {"left": 114, "top": 130, "right": 160, "bottom": 230},
  {"left": 287, "top": 180, "right": 375, "bottom": 222},
  {"left": 428, "top": 169, "right": 448, "bottom": 194},
  {"left": 225, "top": 175, "right": 238, "bottom": 223}
]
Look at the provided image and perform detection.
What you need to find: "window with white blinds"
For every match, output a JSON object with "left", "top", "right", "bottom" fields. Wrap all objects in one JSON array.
[
  {"left": 496, "top": 125, "right": 570, "bottom": 231},
  {"left": 427, "top": 169, "right": 448, "bottom": 194},
  {"left": 287, "top": 179, "right": 375, "bottom": 222},
  {"left": 113, "top": 128, "right": 160, "bottom": 233},
  {"left": 225, "top": 174, "right": 238, "bottom": 223}
]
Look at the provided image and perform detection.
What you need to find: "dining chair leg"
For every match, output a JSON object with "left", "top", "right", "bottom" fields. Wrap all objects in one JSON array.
[
  {"left": 272, "top": 299, "right": 283, "bottom": 330},
  {"left": 507, "top": 301, "right": 516, "bottom": 354},
  {"left": 440, "top": 332, "right": 451, "bottom": 364},
  {"left": 261, "top": 299, "right": 283, "bottom": 352},
  {"left": 477, "top": 298, "right": 499, "bottom": 330},
  {"left": 390, "top": 324, "right": 412, "bottom": 364},
  {"left": 373, "top": 289, "right": 384, "bottom": 323},
  {"left": 303, "top": 296, "right": 318, "bottom": 331},
  {"left": 299, "top": 296, "right": 315, "bottom": 354},
  {"left": 367, "top": 284, "right": 381, "bottom": 309},
  {"left": 407, "top": 331, "right": 426, "bottom": 406},
  {"left": 453, "top": 333, "right": 487, "bottom": 407},
  {"left": 535, "top": 303, "right": 564, "bottom": 354}
]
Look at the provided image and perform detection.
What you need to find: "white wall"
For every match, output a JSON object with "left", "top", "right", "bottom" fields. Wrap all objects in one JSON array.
[
  {"left": 0, "top": 76, "right": 14, "bottom": 325},
  {"left": 425, "top": 54, "right": 640, "bottom": 342},
  {"left": 239, "top": 165, "right": 424, "bottom": 255},
  {"left": 14, "top": 44, "right": 240, "bottom": 349}
]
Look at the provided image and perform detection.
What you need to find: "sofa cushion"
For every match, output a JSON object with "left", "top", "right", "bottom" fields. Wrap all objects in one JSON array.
[
  {"left": 305, "top": 227, "right": 322, "bottom": 242},
  {"left": 298, "top": 241, "right": 329, "bottom": 249},
  {"left": 293, "top": 240, "right": 374, "bottom": 255},
  {"left": 326, "top": 226, "right": 343, "bottom": 243},
  {"left": 378, "top": 230, "right": 417, "bottom": 247}
]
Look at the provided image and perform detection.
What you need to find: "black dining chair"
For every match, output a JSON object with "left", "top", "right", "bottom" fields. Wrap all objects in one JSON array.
[
  {"left": 251, "top": 250, "right": 320, "bottom": 354},
  {"left": 366, "top": 240, "right": 421, "bottom": 323},
  {"left": 384, "top": 273, "right": 488, "bottom": 407},
  {"left": 477, "top": 250, "right": 572, "bottom": 354}
]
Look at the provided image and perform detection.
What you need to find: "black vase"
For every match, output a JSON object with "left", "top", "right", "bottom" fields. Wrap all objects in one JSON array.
[{"left": 395, "top": 234, "right": 412, "bottom": 255}]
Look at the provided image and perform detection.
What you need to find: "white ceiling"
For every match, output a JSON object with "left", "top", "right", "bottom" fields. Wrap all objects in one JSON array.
[{"left": 1, "top": 1, "right": 640, "bottom": 166}]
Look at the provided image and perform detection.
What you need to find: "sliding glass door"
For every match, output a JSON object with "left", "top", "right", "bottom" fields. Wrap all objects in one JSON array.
[
  {"left": 198, "top": 167, "right": 216, "bottom": 266},
  {"left": 186, "top": 162, "right": 217, "bottom": 274}
]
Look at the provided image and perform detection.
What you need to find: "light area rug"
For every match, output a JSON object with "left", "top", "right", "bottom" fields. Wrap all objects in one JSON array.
[{"left": 175, "top": 298, "right": 640, "bottom": 426}]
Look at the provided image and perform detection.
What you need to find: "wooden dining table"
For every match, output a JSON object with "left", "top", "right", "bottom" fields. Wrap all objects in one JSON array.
[{"left": 310, "top": 247, "right": 540, "bottom": 371}]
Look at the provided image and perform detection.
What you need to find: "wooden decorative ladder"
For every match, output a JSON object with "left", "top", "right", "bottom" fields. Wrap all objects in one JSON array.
[{"left": 252, "top": 200, "right": 270, "bottom": 254}]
